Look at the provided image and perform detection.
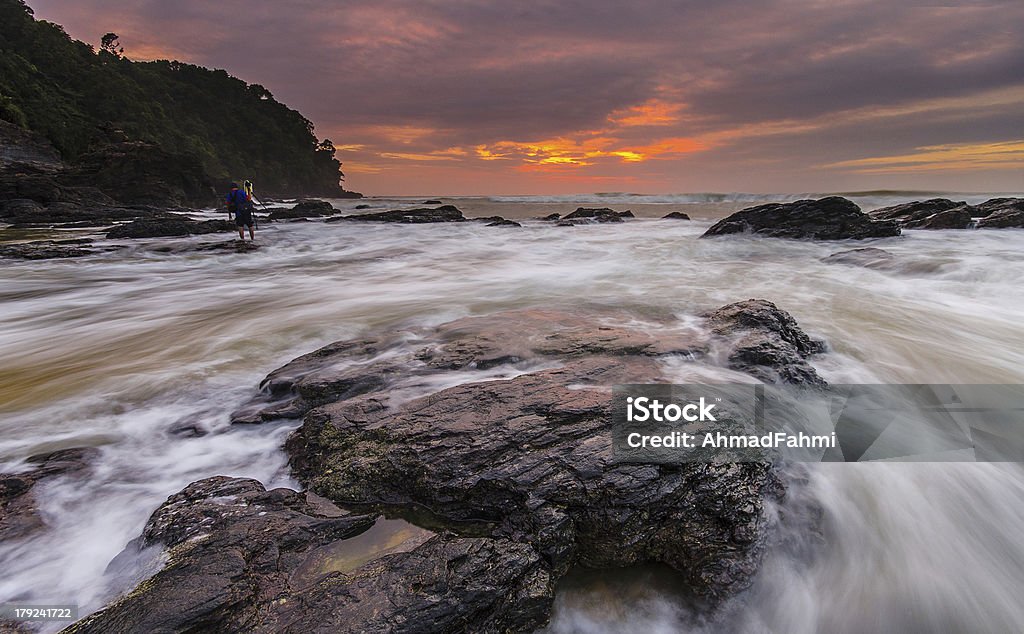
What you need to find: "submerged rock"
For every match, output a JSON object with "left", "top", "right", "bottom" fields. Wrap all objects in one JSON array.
[
  {"left": 66, "top": 477, "right": 551, "bottom": 634},
  {"left": 703, "top": 197, "right": 900, "bottom": 240},
  {"left": 486, "top": 218, "right": 522, "bottom": 227},
  {"left": 868, "top": 199, "right": 972, "bottom": 229},
  {"left": 822, "top": 247, "right": 896, "bottom": 269},
  {"left": 0, "top": 448, "right": 97, "bottom": 541},
  {"left": 192, "top": 239, "right": 262, "bottom": 253},
  {"left": 663, "top": 211, "right": 691, "bottom": 220}
]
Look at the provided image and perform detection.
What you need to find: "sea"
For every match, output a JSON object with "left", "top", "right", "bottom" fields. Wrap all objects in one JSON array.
[{"left": 2, "top": 191, "right": 1024, "bottom": 633}]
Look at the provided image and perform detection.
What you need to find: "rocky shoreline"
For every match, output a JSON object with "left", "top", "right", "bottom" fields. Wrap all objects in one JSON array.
[{"left": 6, "top": 299, "right": 826, "bottom": 632}]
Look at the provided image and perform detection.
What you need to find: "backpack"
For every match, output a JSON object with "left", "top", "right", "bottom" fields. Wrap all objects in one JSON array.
[{"left": 227, "top": 189, "right": 246, "bottom": 213}]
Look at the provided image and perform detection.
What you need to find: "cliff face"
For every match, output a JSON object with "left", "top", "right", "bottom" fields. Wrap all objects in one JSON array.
[
  {"left": 0, "top": 121, "right": 61, "bottom": 167},
  {"left": 0, "top": 0, "right": 359, "bottom": 202}
]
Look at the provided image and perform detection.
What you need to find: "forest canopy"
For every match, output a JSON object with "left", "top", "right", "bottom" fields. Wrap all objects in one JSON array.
[{"left": 0, "top": 0, "right": 348, "bottom": 196}]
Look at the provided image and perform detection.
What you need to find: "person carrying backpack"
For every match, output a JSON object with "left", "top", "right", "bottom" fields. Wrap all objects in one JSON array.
[{"left": 225, "top": 182, "right": 256, "bottom": 240}]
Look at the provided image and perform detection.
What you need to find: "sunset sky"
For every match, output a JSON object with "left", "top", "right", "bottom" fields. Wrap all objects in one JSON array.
[{"left": 30, "top": 0, "right": 1024, "bottom": 196}]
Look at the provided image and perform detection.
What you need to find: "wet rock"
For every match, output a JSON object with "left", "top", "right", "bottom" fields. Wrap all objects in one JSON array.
[
  {"left": 354, "top": 204, "right": 371, "bottom": 209},
  {"left": 822, "top": 247, "right": 896, "bottom": 269},
  {"left": 67, "top": 477, "right": 551, "bottom": 634},
  {"left": 328, "top": 205, "right": 466, "bottom": 224},
  {"left": 703, "top": 197, "right": 900, "bottom": 240},
  {"left": 287, "top": 357, "right": 779, "bottom": 602},
  {"left": 486, "top": 218, "right": 522, "bottom": 227},
  {"left": 908, "top": 208, "right": 973, "bottom": 230},
  {"left": 703, "top": 299, "right": 827, "bottom": 386},
  {"left": 231, "top": 308, "right": 708, "bottom": 425},
  {"left": 967, "top": 197, "right": 1024, "bottom": 218},
  {"left": 0, "top": 200, "right": 148, "bottom": 226},
  {"left": 0, "top": 238, "right": 96, "bottom": 260},
  {"left": 868, "top": 199, "right": 972, "bottom": 229},
  {"left": 0, "top": 448, "right": 98, "bottom": 542},
  {"left": 976, "top": 199, "right": 1024, "bottom": 228},
  {"left": 106, "top": 217, "right": 233, "bottom": 239},
  {"left": 564, "top": 207, "right": 632, "bottom": 220},
  {"left": 422, "top": 199, "right": 444, "bottom": 205},
  {"left": 192, "top": 239, "right": 262, "bottom": 253},
  {"left": 538, "top": 213, "right": 561, "bottom": 221},
  {"left": 663, "top": 211, "right": 691, "bottom": 220},
  {"left": 558, "top": 208, "right": 633, "bottom": 224},
  {"left": 269, "top": 199, "right": 337, "bottom": 220},
  {"left": 273, "top": 307, "right": 818, "bottom": 603},
  {"left": 213, "top": 302, "right": 829, "bottom": 625}
]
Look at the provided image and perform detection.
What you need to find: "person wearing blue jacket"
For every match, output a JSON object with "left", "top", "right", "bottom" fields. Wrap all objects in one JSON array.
[{"left": 225, "top": 182, "right": 255, "bottom": 240}]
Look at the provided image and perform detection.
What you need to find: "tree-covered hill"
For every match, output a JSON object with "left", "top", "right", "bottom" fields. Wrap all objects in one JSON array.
[{"left": 0, "top": 0, "right": 355, "bottom": 199}]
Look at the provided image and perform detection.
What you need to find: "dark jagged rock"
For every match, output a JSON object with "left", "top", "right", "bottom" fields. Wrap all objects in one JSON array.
[
  {"left": 663, "top": 211, "right": 691, "bottom": 220},
  {"left": 703, "top": 197, "right": 900, "bottom": 240},
  {"left": 0, "top": 448, "right": 98, "bottom": 542},
  {"left": 328, "top": 205, "right": 466, "bottom": 224},
  {"left": 354, "top": 204, "right": 371, "bottom": 209},
  {"left": 869, "top": 198, "right": 964, "bottom": 221},
  {"left": 538, "top": 213, "right": 561, "bottom": 221},
  {"left": 908, "top": 207, "right": 973, "bottom": 229},
  {"left": 422, "top": 199, "right": 444, "bottom": 205},
  {"left": 976, "top": 199, "right": 1024, "bottom": 228},
  {"left": 286, "top": 358, "right": 778, "bottom": 604},
  {"left": 106, "top": 217, "right": 233, "bottom": 239},
  {"left": 247, "top": 306, "right": 823, "bottom": 606},
  {"left": 0, "top": 238, "right": 97, "bottom": 260},
  {"left": 268, "top": 199, "right": 338, "bottom": 220},
  {"left": 559, "top": 208, "right": 633, "bottom": 224},
  {"left": 564, "top": 207, "right": 632, "bottom": 220},
  {"left": 703, "top": 299, "right": 827, "bottom": 386},
  {"left": 66, "top": 477, "right": 551, "bottom": 634},
  {"left": 868, "top": 199, "right": 972, "bottom": 229},
  {"left": 968, "top": 197, "right": 1024, "bottom": 218},
  {"left": 110, "top": 302, "right": 833, "bottom": 628},
  {"left": 822, "top": 247, "right": 896, "bottom": 269}
]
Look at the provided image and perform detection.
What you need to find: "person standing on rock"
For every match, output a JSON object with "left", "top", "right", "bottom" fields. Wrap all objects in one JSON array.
[{"left": 225, "top": 182, "right": 256, "bottom": 240}]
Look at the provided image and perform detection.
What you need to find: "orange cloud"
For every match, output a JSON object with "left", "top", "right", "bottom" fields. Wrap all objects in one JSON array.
[
  {"left": 823, "top": 140, "right": 1024, "bottom": 173},
  {"left": 379, "top": 147, "right": 468, "bottom": 162},
  {"left": 607, "top": 99, "right": 684, "bottom": 127},
  {"left": 477, "top": 134, "right": 704, "bottom": 171}
]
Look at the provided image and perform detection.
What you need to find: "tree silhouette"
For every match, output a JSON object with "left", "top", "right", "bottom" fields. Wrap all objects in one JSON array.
[{"left": 100, "top": 32, "right": 123, "bottom": 57}]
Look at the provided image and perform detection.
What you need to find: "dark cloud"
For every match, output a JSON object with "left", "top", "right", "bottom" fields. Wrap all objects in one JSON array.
[{"left": 27, "top": 0, "right": 1024, "bottom": 193}]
